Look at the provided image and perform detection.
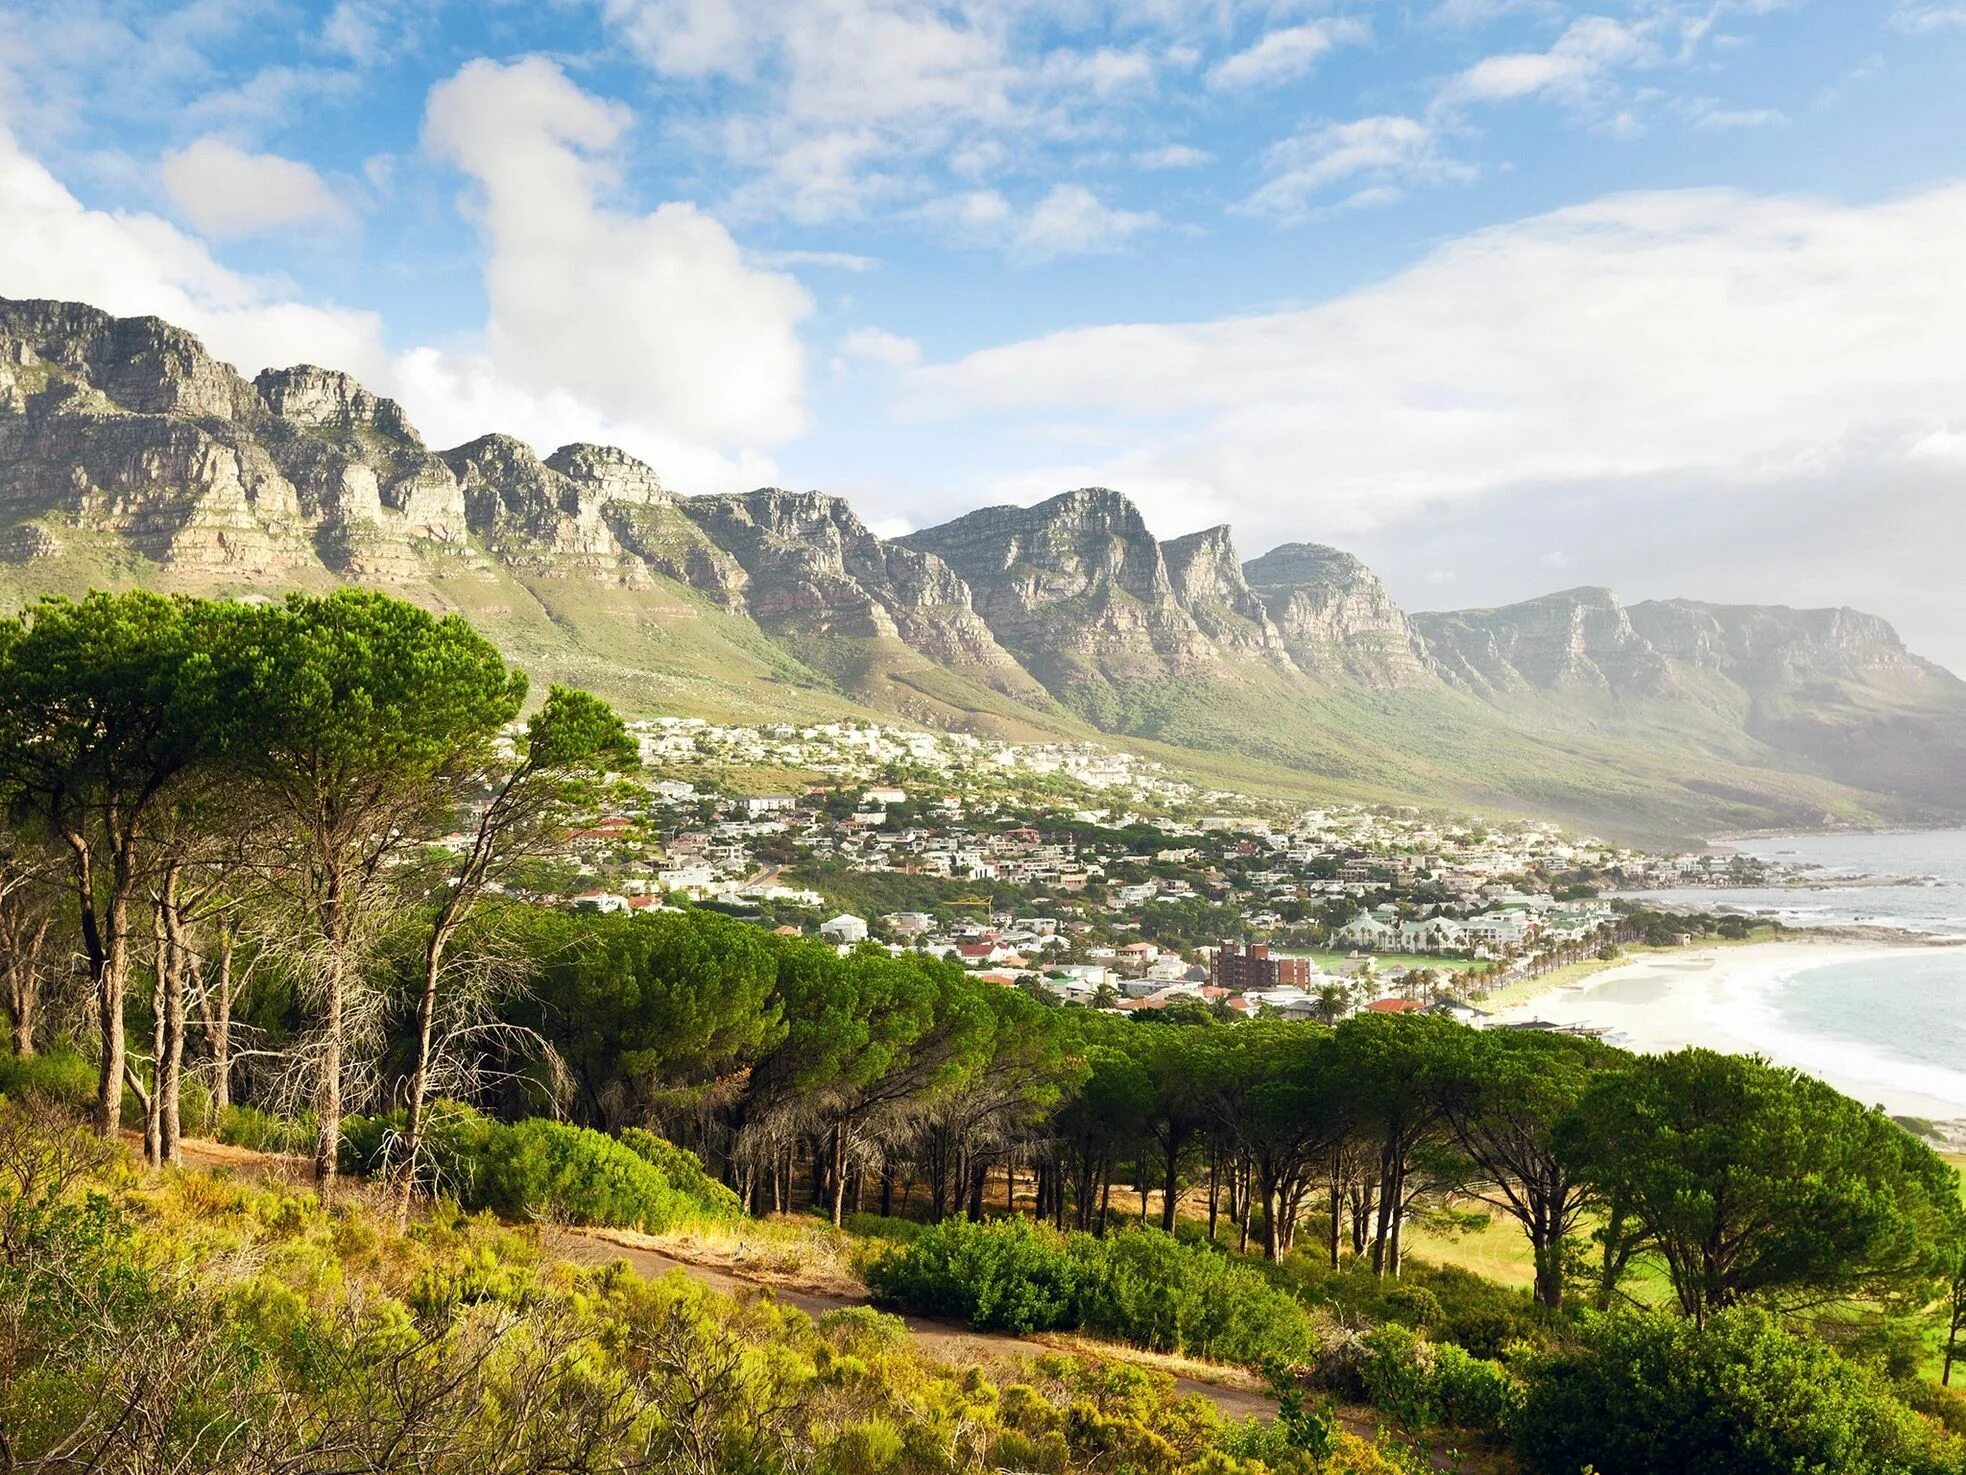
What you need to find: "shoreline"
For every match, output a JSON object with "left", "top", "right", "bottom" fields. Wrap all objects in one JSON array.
[{"left": 1485, "top": 933, "right": 1966, "bottom": 1131}]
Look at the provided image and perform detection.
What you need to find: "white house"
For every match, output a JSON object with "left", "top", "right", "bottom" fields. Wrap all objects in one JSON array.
[{"left": 820, "top": 913, "right": 870, "bottom": 944}]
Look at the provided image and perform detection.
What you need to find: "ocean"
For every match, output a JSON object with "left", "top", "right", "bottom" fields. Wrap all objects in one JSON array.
[
  {"left": 1625, "top": 828, "right": 1966, "bottom": 939},
  {"left": 1532, "top": 830, "right": 1966, "bottom": 1122}
]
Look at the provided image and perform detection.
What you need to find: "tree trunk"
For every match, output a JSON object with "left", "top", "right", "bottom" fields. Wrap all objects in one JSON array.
[
  {"left": 207, "top": 930, "right": 234, "bottom": 1118},
  {"left": 74, "top": 837, "right": 133, "bottom": 1142},
  {"left": 3, "top": 918, "right": 47, "bottom": 1059},
  {"left": 158, "top": 868, "right": 188, "bottom": 1166},
  {"left": 314, "top": 868, "right": 347, "bottom": 1190},
  {"left": 829, "top": 1122, "right": 849, "bottom": 1227},
  {"left": 398, "top": 925, "right": 450, "bottom": 1222},
  {"left": 146, "top": 902, "right": 166, "bottom": 1167},
  {"left": 1160, "top": 1138, "right": 1181, "bottom": 1233}
]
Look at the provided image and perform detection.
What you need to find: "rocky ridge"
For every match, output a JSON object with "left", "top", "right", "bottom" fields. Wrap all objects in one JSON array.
[{"left": 2, "top": 295, "right": 1962, "bottom": 830}]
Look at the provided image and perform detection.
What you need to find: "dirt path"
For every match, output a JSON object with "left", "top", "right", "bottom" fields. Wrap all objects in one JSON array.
[
  {"left": 548, "top": 1226, "right": 1280, "bottom": 1419},
  {"left": 161, "top": 1135, "right": 1275, "bottom": 1418}
]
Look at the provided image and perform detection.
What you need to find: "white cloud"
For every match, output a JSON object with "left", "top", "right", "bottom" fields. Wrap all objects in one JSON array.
[
  {"left": 839, "top": 326, "right": 921, "bottom": 367},
  {"left": 1242, "top": 116, "right": 1474, "bottom": 221},
  {"left": 422, "top": 56, "right": 812, "bottom": 447},
  {"left": 160, "top": 137, "right": 353, "bottom": 239},
  {"left": 0, "top": 120, "right": 388, "bottom": 381},
  {"left": 754, "top": 247, "right": 880, "bottom": 271},
  {"left": 1205, "top": 18, "right": 1370, "bottom": 91},
  {"left": 911, "top": 183, "right": 1966, "bottom": 553},
  {"left": 1132, "top": 143, "right": 1212, "bottom": 169},
  {"left": 1011, "top": 183, "right": 1157, "bottom": 264},
  {"left": 1430, "top": 0, "right": 1564, "bottom": 26},
  {"left": 1891, "top": 2, "right": 1966, "bottom": 30},
  {"left": 593, "top": 1, "right": 1175, "bottom": 226},
  {"left": 1681, "top": 98, "right": 1787, "bottom": 130},
  {"left": 1442, "top": 16, "right": 1652, "bottom": 108},
  {"left": 0, "top": 74, "right": 802, "bottom": 493}
]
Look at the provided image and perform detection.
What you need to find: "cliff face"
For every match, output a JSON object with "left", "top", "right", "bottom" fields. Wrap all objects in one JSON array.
[
  {"left": 1415, "top": 588, "right": 1676, "bottom": 698},
  {"left": 1243, "top": 543, "right": 1437, "bottom": 689},
  {"left": 898, "top": 488, "right": 1223, "bottom": 690},
  {"left": 1161, "top": 525, "right": 1293, "bottom": 663},
  {"left": 1627, "top": 599, "right": 1936, "bottom": 687}
]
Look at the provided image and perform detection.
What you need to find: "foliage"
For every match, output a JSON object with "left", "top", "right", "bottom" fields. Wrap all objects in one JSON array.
[
  {"left": 214, "top": 1105, "right": 320, "bottom": 1156},
  {"left": 0, "top": 1045, "right": 97, "bottom": 1110},
  {"left": 868, "top": 1218, "right": 1316, "bottom": 1363},
  {"left": 343, "top": 1103, "right": 740, "bottom": 1231},
  {"left": 1559, "top": 1048, "right": 1963, "bottom": 1323},
  {"left": 1278, "top": 1254, "right": 1550, "bottom": 1360},
  {"left": 0, "top": 1103, "right": 1333, "bottom": 1475},
  {"left": 866, "top": 1216, "right": 1081, "bottom": 1333},
  {"left": 1073, "top": 1228, "right": 1316, "bottom": 1364},
  {"left": 1515, "top": 1309, "right": 1966, "bottom": 1475}
]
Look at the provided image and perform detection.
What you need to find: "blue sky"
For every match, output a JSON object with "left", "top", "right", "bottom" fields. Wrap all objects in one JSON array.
[{"left": 2, "top": 0, "right": 1965, "bottom": 665}]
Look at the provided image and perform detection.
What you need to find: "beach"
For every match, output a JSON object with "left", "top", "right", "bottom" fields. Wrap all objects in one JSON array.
[{"left": 1491, "top": 936, "right": 1966, "bottom": 1129}]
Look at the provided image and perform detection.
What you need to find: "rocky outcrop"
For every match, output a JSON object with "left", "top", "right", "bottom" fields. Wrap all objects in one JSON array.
[
  {"left": 1626, "top": 599, "right": 1937, "bottom": 688},
  {"left": 899, "top": 488, "right": 1221, "bottom": 689},
  {"left": 680, "top": 488, "right": 1038, "bottom": 692},
  {"left": 546, "top": 443, "right": 670, "bottom": 509},
  {"left": 0, "top": 298, "right": 259, "bottom": 421},
  {"left": 256, "top": 366, "right": 421, "bottom": 444},
  {"left": 1416, "top": 588, "right": 1676, "bottom": 697},
  {"left": 1161, "top": 526, "right": 1293, "bottom": 663},
  {"left": 1244, "top": 543, "right": 1436, "bottom": 689}
]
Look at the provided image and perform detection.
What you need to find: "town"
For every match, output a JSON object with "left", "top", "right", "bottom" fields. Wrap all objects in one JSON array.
[{"left": 510, "top": 717, "right": 1782, "bottom": 1025}]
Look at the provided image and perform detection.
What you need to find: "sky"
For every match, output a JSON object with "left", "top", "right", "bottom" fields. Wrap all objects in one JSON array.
[{"left": 1, "top": 0, "right": 1964, "bottom": 666}]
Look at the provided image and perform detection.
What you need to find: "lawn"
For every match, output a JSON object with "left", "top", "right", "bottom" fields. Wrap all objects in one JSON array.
[{"left": 1304, "top": 951, "right": 1486, "bottom": 974}]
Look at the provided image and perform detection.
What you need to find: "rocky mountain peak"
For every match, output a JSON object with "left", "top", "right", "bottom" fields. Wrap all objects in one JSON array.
[
  {"left": 1161, "top": 524, "right": 1245, "bottom": 602},
  {"left": 0, "top": 296, "right": 255, "bottom": 421},
  {"left": 255, "top": 365, "right": 421, "bottom": 446},
  {"left": 545, "top": 443, "right": 670, "bottom": 508},
  {"left": 1243, "top": 542, "right": 1437, "bottom": 689}
]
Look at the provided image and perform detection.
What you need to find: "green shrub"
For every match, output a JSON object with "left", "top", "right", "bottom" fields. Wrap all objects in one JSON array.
[
  {"left": 0, "top": 1047, "right": 96, "bottom": 1109},
  {"left": 1280, "top": 1253, "right": 1549, "bottom": 1358},
  {"left": 341, "top": 1104, "right": 738, "bottom": 1232},
  {"left": 215, "top": 1106, "right": 317, "bottom": 1156},
  {"left": 1071, "top": 1228, "right": 1314, "bottom": 1364},
  {"left": 617, "top": 1128, "right": 742, "bottom": 1217},
  {"left": 1311, "top": 1324, "right": 1519, "bottom": 1438},
  {"left": 866, "top": 1218, "right": 1079, "bottom": 1333},
  {"left": 1514, "top": 1309, "right": 1963, "bottom": 1475},
  {"left": 868, "top": 1219, "right": 1315, "bottom": 1363}
]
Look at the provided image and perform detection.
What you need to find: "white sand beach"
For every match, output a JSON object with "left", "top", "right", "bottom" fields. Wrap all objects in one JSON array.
[{"left": 1491, "top": 938, "right": 1966, "bottom": 1126}]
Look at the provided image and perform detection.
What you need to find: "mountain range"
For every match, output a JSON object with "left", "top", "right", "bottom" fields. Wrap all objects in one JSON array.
[{"left": 2, "top": 294, "right": 1961, "bottom": 841}]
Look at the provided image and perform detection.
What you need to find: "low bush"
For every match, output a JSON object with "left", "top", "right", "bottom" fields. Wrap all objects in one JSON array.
[
  {"left": 1311, "top": 1323, "right": 1520, "bottom": 1438},
  {"left": 1279, "top": 1252, "right": 1550, "bottom": 1358},
  {"left": 0, "top": 1047, "right": 96, "bottom": 1109},
  {"left": 617, "top": 1127, "right": 742, "bottom": 1217},
  {"left": 342, "top": 1103, "right": 740, "bottom": 1233},
  {"left": 215, "top": 1106, "right": 317, "bottom": 1156},
  {"left": 1071, "top": 1228, "right": 1315, "bottom": 1364},
  {"left": 866, "top": 1217, "right": 1079, "bottom": 1333},
  {"left": 867, "top": 1219, "right": 1318, "bottom": 1363},
  {"left": 1514, "top": 1309, "right": 1965, "bottom": 1475}
]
